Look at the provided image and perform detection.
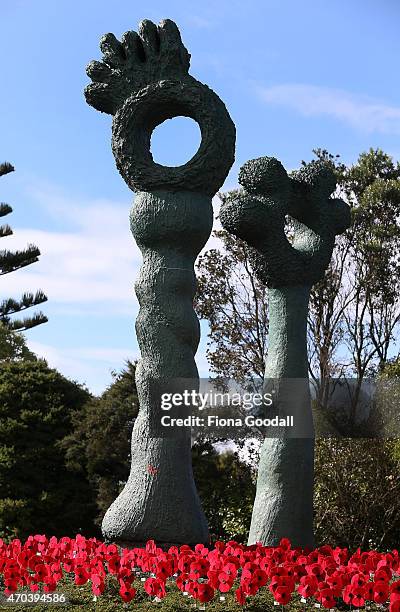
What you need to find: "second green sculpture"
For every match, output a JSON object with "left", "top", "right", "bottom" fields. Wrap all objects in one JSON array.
[
  {"left": 220, "top": 157, "right": 351, "bottom": 547},
  {"left": 85, "top": 19, "right": 235, "bottom": 545}
]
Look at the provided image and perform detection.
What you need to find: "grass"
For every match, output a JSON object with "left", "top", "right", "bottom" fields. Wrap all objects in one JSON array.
[{"left": 0, "top": 579, "right": 384, "bottom": 612}]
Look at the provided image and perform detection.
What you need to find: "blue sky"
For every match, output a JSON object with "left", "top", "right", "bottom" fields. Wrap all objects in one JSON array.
[{"left": 1, "top": 0, "right": 399, "bottom": 394}]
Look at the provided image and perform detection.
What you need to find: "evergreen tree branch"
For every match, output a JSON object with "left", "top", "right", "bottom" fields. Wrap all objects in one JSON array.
[
  {"left": 0, "top": 162, "right": 48, "bottom": 332},
  {"left": 0, "top": 162, "right": 14, "bottom": 177},
  {"left": 6, "top": 312, "right": 48, "bottom": 332},
  {"left": 0, "top": 203, "right": 13, "bottom": 218},
  {"left": 0, "top": 291, "right": 48, "bottom": 317},
  {"left": 0, "top": 224, "right": 13, "bottom": 238},
  {"left": 0, "top": 245, "right": 41, "bottom": 275}
]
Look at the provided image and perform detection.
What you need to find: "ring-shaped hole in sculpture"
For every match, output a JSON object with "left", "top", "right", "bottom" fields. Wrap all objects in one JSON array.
[
  {"left": 111, "top": 79, "right": 236, "bottom": 196},
  {"left": 150, "top": 116, "right": 202, "bottom": 168}
]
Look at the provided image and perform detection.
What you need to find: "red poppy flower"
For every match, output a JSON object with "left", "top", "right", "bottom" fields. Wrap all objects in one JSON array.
[
  {"left": 186, "top": 580, "right": 200, "bottom": 597},
  {"left": 173, "top": 571, "right": 187, "bottom": 590},
  {"left": 178, "top": 554, "right": 194, "bottom": 573},
  {"left": 259, "top": 557, "right": 272, "bottom": 573},
  {"left": 144, "top": 577, "right": 166, "bottom": 599},
  {"left": 4, "top": 569, "right": 20, "bottom": 583},
  {"left": 74, "top": 568, "right": 90, "bottom": 586},
  {"left": 107, "top": 555, "right": 121, "bottom": 575},
  {"left": 207, "top": 569, "right": 220, "bottom": 589},
  {"left": 62, "top": 560, "right": 73, "bottom": 573},
  {"left": 223, "top": 561, "right": 238, "bottom": 578},
  {"left": 286, "top": 562, "right": 304, "bottom": 581},
  {"left": 225, "top": 554, "right": 242, "bottom": 570},
  {"left": 326, "top": 571, "right": 343, "bottom": 596},
  {"left": 280, "top": 538, "right": 291, "bottom": 550},
  {"left": 373, "top": 581, "right": 389, "bottom": 604},
  {"left": 4, "top": 583, "right": 18, "bottom": 596},
  {"left": 343, "top": 585, "right": 365, "bottom": 608},
  {"left": 241, "top": 578, "right": 259, "bottom": 596},
  {"left": 145, "top": 540, "right": 157, "bottom": 554},
  {"left": 319, "top": 587, "right": 336, "bottom": 609},
  {"left": 196, "top": 583, "right": 214, "bottom": 603},
  {"left": 270, "top": 574, "right": 295, "bottom": 591},
  {"left": 273, "top": 585, "right": 292, "bottom": 605},
  {"left": 235, "top": 586, "right": 247, "bottom": 606},
  {"left": 298, "top": 574, "right": 319, "bottom": 598},
  {"left": 217, "top": 571, "right": 234, "bottom": 593},
  {"left": 49, "top": 562, "right": 63, "bottom": 581},
  {"left": 306, "top": 563, "right": 325, "bottom": 581},
  {"left": 363, "top": 581, "right": 375, "bottom": 601},
  {"left": 392, "top": 581, "right": 400, "bottom": 595},
  {"left": 390, "top": 594, "right": 400, "bottom": 612},
  {"left": 251, "top": 568, "right": 268, "bottom": 588},
  {"left": 351, "top": 572, "right": 368, "bottom": 588},
  {"left": 119, "top": 585, "right": 136, "bottom": 603},
  {"left": 17, "top": 551, "right": 31, "bottom": 568},
  {"left": 297, "top": 555, "right": 309, "bottom": 568},
  {"left": 92, "top": 574, "right": 105, "bottom": 596},
  {"left": 33, "top": 563, "right": 48, "bottom": 582},
  {"left": 189, "top": 561, "right": 205, "bottom": 580},
  {"left": 43, "top": 580, "right": 57, "bottom": 593},
  {"left": 375, "top": 566, "right": 392, "bottom": 582}
]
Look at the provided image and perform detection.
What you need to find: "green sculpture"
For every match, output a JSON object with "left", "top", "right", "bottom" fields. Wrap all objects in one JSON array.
[
  {"left": 220, "top": 157, "right": 350, "bottom": 547},
  {"left": 85, "top": 19, "right": 235, "bottom": 545}
]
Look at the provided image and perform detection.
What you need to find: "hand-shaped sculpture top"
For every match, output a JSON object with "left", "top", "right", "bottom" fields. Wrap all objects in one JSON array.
[
  {"left": 85, "top": 18, "right": 235, "bottom": 196},
  {"left": 220, "top": 157, "right": 350, "bottom": 547},
  {"left": 85, "top": 19, "right": 235, "bottom": 546},
  {"left": 221, "top": 156, "right": 350, "bottom": 290}
]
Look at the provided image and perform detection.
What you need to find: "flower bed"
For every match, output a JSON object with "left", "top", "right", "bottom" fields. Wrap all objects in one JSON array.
[{"left": 0, "top": 535, "right": 399, "bottom": 610}]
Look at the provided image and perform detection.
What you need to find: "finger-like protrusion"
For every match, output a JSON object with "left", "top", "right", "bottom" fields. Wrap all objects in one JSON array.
[
  {"left": 84, "top": 82, "right": 117, "bottom": 115},
  {"left": 100, "top": 33, "right": 126, "bottom": 66},
  {"left": 121, "top": 30, "right": 145, "bottom": 62},
  {"left": 158, "top": 19, "right": 182, "bottom": 50},
  {"left": 293, "top": 161, "right": 336, "bottom": 197},
  {"left": 158, "top": 19, "right": 190, "bottom": 72},
  {"left": 138, "top": 19, "right": 160, "bottom": 57},
  {"left": 239, "top": 157, "right": 290, "bottom": 197},
  {"left": 86, "top": 60, "right": 113, "bottom": 83},
  {"left": 220, "top": 193, "right": 279, "bottom": 247}
]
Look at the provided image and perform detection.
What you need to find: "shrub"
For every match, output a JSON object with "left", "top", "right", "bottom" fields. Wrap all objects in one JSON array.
[
  {"left": 314, "top": 438, "right": 400, "bottom": 549},
  {"left": 0, "top": 360, "right": 96, "bottom": 539}
]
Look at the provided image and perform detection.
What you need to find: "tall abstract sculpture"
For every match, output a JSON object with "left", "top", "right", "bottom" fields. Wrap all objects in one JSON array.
[
  {"left": 220, "top": 157, "right": 350, "bottom": 547},
  {"left": 85, "top": 19, "right": 235, "bottom": 545}
]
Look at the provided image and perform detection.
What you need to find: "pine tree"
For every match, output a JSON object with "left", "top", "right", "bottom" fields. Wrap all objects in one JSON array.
[{"left": 0, "top": 162, "right": 48, "bottom": 331}]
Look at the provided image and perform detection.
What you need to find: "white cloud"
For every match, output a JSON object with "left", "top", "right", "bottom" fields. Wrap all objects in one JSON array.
[
  {"left": 28, "top": 340, "right": 139, "bottom": 395},
  {"left": 1, "top": 184, "right": 142, "bottom": 309},
  {"left": 258, "top": 83, "right": 400, "bottom": 134}
]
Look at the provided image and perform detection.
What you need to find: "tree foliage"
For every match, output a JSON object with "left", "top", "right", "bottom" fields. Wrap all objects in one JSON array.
[
  {"left": 192, "top": 440, "right": 256, "bottom": 542},
  {"left": 196, "top": 224, "right": 267, "bottom": 381},
  {"left": 314, "top": 439, "right": 400, "bottom": 549},
  {"left": 0, "top": 359, "right": 95, "bottom": 539},
  {"left": 0, "top": 322, "right": 37, "bottom": 362},
  {"left": 62, "top": 361, "right": 139, "bottom": 526},
  {"left": 309, "top": 148, "right": 400, "bottom": 418}
]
